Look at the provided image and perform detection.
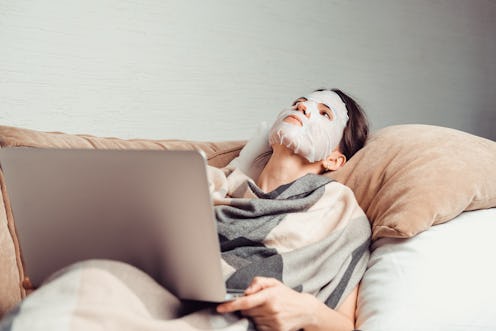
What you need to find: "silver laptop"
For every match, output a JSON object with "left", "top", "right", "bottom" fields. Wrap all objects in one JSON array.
[{"left": 0, "top": 147, "right": 244, "bottom": 302}]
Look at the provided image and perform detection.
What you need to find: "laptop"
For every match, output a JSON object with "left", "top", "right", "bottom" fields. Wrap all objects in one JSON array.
[{"left": 0, "top": 147, "right": 244, "bottom": 302}]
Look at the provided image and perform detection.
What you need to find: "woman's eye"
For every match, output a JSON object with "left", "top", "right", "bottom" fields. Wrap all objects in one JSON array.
[
  {"left": 320, "top": 111, "right": 331, "bottom": 119},
  {"left": 293, "top": 100, "right": 304, "bottom": 107}
]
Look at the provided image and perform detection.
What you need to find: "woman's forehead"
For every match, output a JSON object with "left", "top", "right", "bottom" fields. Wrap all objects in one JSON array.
[{"left": 304, "top": 90, "right": 342, "bottom": 107}]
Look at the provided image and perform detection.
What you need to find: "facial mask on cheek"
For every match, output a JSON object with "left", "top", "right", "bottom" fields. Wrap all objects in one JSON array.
[{"left": 269, "top": 92, "right": 348, "bottom": 163}]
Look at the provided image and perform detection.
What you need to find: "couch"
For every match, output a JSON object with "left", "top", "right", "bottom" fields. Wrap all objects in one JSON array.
[{"left": 1, "top": 123, "right": 496, "bottom": 330}]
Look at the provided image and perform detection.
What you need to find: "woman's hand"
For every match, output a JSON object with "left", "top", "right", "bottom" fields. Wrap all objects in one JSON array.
[{"left": 216, "top": 277, "right": 316, "bottom": 331}]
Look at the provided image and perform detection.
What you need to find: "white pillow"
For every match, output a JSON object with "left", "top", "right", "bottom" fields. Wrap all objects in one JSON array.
[
  {"left": 227, "top": 122, "right": 271, "bottom": 179},
  {"left": 357, "top": 208, "right": 496, "bottom": 331}
]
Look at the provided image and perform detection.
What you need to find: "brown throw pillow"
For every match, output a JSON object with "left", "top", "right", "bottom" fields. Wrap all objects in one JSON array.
[{"left": 330, "top": 124, "right": 496, "bottom": 240}]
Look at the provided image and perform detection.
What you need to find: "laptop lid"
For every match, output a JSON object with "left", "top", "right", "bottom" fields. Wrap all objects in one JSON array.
[{"left": 0, "top": 148, "right": 233, "bottom": 302}]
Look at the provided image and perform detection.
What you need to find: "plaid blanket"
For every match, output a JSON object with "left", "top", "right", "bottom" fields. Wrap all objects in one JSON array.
[
  {"left": 213, "top": 167, "right": 371, "bottom": 309},
  {"left": 0, "top": 167, "right": 370, "bottom": 331}
]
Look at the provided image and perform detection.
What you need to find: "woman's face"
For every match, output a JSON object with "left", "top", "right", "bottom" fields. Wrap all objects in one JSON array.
[{"left": 269, "top": 90, "right": 348, "bottom": 162}]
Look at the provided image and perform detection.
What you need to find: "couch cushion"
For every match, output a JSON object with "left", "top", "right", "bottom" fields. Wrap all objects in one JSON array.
[
  {"left": 0, "top": 125, "right": 244, "bottom": 317},
  {"left": 0, "top": 125, "right": 244, "bottom": 168},
  {"left": 0, "top": 169, "right": 24, "bottom": 317},
  {"left": 330, "top": 124, "right": 496, "bottom": 240}
]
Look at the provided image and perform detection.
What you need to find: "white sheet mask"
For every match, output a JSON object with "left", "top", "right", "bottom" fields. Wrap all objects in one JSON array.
[{"left": 269, "top": 90, "right": 349, "bottom": 162}]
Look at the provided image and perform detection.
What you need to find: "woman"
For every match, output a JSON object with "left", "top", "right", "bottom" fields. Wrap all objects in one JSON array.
[
  {"left": 0, "top": 89, "right": 370, "bottom": 331},
  {"left": 214, "top": 88, "right": 370, "bottom": 331}
]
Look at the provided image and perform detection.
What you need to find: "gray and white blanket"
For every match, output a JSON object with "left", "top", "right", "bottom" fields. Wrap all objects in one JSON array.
[{"left": 0, "top": 167, "right": 370, "bottom": 331}]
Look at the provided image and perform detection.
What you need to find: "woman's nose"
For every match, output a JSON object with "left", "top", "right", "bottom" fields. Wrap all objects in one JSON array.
[{"left": 296, "top": 102, "right": 311, "bottom": 118}]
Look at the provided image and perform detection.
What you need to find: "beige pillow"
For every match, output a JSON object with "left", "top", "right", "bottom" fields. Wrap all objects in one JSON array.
[{"left": 330, "top": 124, "right": 496, "bottom": 240}]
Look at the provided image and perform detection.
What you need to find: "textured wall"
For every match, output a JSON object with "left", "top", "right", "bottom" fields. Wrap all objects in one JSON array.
[{"left": 1, "top": 0, "right": 495, "bottom": 141}]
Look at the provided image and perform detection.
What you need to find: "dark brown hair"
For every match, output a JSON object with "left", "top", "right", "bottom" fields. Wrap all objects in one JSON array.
[{"left": 315, "top": 88, "right": 369, "bottom": 160}]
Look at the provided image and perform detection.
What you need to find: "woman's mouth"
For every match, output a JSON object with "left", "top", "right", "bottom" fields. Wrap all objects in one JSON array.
[{"left": 283, "top": 114, "right": 303, "bottom": 127}]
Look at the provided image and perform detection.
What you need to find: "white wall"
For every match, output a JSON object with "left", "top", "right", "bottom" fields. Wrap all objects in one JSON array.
[{"left": 1, "top": 0, "right": 495, "bottom": 141}]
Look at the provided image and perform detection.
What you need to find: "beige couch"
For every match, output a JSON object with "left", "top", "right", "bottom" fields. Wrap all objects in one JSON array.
[{"left": 1, "top": 123, "right": 496, "bottom": 330}]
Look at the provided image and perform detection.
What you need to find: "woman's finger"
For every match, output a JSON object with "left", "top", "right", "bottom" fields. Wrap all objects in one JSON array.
[
  {"left": 216, "top": 290, "right": 267, "bottom": 313},
  {"left": 244, "top": 277, "right": 280, "bottom": 295},
  {"left": 240, "top": 305, "right": 268, "bottom": 318}
]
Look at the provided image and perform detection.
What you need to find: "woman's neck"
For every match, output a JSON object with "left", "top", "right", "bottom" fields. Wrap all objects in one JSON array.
[{"left": 256, "top": 145, "right": 322, "bottom": 193}]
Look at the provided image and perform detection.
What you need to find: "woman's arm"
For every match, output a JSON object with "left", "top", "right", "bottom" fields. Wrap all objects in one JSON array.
[
  {"left": 305, "top": 284, "right": 358, "bottom": 331},
  {"left": 216, "top": 277, "right": 358, "bottom": 331}
]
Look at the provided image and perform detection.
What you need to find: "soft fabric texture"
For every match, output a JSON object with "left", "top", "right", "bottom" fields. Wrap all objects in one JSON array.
[
  {"left": 0, "top": 125, "right": 244, "bottom": 317},
  {"left": 0, "top": 260, "right": 251, "bottom": 331},
  {"left": 227, "top": 122, "right": 270, "bottom": 180},
  {"left": 211, "top": 167, "right": 371, "bottom": 310},
  {"left": 0, "top": 125, "right": 243, "bottom": 168},
  {"left": 330, "top": 124, "right": 496, "bottom": 240},
  {"left": 0, "top": 171, "right": 22, "bottom": 317},
  {"left": 0, "top": 167, "right": 371, "bottom": 331},
  {"left": 356, "top": 208, "right": 496, "bottom": 331}
]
